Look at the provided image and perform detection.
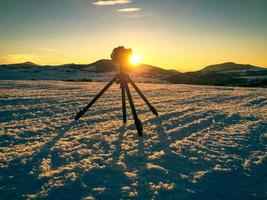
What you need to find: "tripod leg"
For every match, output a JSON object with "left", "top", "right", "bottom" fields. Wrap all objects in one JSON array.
[
  {"left": 127, "top": 76, "right": 158, "bottom": 116},
  {"left": 75, "top": 75, "right": 118, "bottom": 120},
  {"left": 120, "top": 77, "right": 127, "bottom": 124},
  {"left": 123, "top": 77, "right": 143, "bottom": 136}
]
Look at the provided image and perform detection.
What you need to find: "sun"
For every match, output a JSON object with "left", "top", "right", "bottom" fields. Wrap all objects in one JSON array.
[{"left": 130, "top": 53, "right": 141, "bottom": 65}]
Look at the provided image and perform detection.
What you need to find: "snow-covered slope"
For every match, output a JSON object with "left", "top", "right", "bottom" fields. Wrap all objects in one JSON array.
[
  {"left": 0, "top": 81, "right": 267, "bottom": 200},
  {"left": 0, "top": 61, "right": 177, "bottom": 83},
  {"left": 168, "top": 62, "right": 267, "bottom": 87}
]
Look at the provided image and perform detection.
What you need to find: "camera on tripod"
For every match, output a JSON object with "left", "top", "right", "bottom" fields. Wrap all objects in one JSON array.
[
  {"left": 75, "top": 46, "right": 158, "bottom": 136},
  {"left": 111, "top": 46, "right": 133, "bottom": 68}
]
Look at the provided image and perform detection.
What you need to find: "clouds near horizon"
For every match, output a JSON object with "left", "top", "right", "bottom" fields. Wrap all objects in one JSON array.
[
  {"left": 117, "top": 7, "right": 141, "bottom": 12},
  {"left": 93, "top": 0, "right": 142, "bottom": 13},
  {"left": 93, "top": 0, "right": 131, "bottom": 6}
]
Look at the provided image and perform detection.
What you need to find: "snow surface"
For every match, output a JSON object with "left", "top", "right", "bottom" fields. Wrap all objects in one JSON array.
[
  {"left": 0, "top": 81, "right": 267, "bottom": 200},
  {"left": 240, "top": 76, "right": 267, "bottom": 80},
  {"left": 0, "top": 67, "right": 168, "bottom": 83}
]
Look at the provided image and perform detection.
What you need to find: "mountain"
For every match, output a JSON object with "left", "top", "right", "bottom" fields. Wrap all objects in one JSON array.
[
  {"left": 85, "top": 59, "right": 178, "bottom": 77},
  {"left": 0, "top": 60, "right": 179, "bottom": 83},
  {"left": 0, "top": 61, "right": 40, "bottom": 68},
  {"left": 166, "top": 62, "right": 267, "bottom": 87},
  {"left": 1, "top": 61, "right": 266, "bottom": 87},
  {"left": 201, "top": 62, "right": 264, "bottom": 72}
]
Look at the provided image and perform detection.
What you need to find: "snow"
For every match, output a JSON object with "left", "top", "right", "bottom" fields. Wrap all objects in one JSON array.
[
  {"left": 221, "top": 69, "right": 264, "bottom": 73},
  {"left": 0, "top": 80, "right": 267, "bottom": 199},
  {"left": 0, "top": 67, "right": 168, "bottom": 83},
  {"left": 240, "top": 75, "right": 267, "bottom": 80}
]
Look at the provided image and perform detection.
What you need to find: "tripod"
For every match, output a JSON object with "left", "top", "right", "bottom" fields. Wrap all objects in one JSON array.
[{"left": 74, "top": 68, "right": 158, "bottom": 136}]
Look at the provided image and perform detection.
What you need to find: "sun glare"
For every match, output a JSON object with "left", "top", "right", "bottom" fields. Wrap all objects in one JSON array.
[{"left": 130, "top": 53, "right": 141, "bottom": 65}]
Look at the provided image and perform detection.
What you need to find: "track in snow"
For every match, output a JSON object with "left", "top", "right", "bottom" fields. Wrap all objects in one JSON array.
[{"left": 0, "top": 81, "right": 267, "bottom": 200}]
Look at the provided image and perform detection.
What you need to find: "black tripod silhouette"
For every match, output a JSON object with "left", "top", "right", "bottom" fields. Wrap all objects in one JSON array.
[{"left": 75, "top": 46, "right": 158, "bottom": 136}]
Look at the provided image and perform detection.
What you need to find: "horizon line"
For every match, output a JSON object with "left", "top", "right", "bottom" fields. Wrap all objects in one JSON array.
[{"left": 0, "top": 60, "right": 266, "bottom": 73}]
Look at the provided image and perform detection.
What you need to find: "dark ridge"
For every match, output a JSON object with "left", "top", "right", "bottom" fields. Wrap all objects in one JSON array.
[{"left": 201, "top": 62, "right": 264, "bottom": 72}]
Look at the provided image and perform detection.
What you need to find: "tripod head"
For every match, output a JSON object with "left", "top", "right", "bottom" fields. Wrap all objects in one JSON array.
[{"left": 111, "top": 46, "right": 133, "bottom": 70}]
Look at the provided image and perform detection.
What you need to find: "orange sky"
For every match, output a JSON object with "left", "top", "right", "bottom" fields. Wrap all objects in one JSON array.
[{"left": 0, "top": 0, "right": 266, "bottom": 72}]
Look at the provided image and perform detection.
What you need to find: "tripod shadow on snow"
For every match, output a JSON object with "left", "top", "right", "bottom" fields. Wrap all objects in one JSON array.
[
  {"left": 35, "top": 114, "right": 266, "bottom": 199},
  {"left": 0, "top": 120, "right": 77, "bottom": 199},
  {"left": 38, "top": 120, "right": 77, "bottom": 157},
  {"left": 111, "top": 125, "right": 126, "bottom": 166}
]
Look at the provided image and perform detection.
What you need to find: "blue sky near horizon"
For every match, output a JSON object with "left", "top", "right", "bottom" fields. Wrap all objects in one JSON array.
[{"left": 0, "top": 0, "right": 266, "bottom": 71}]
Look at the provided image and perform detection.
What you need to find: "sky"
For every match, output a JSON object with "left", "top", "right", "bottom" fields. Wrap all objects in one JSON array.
[{"left": 0, "top": 0, "right": 266, "bottom": 71}]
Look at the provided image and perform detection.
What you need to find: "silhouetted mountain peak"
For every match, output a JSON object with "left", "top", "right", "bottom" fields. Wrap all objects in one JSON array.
[
  {"left": 23, "top": 61, "right": 35, "bottom": 65},
  {"left": 19, "top": 61, "right": 39, "bottom": 66},
  {"left": 86, "top": 59, "right": 180, "bottom": 76}
]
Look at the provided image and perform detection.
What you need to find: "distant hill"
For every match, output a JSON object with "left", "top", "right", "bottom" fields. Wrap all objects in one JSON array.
[
  {"left": 0, "top": 61, "right": 40, "bottom": 68},
  {"left": 1, "top": 60, "right": 266, "bottom": 87},
  {"left": 167, "top": 62, "right": 267, "bottom": 87},
  {"left": 87, "top": 59, "right": 116, "bottom": 72},
  {"left": 85, "top": 59, "right": 178, "bottom": 77},
  {"left": 0, "top": 60, "right": 179, "bottom": 83},
  {"left": 201, "top": 62, "right": 264, "bottom": 72}
]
